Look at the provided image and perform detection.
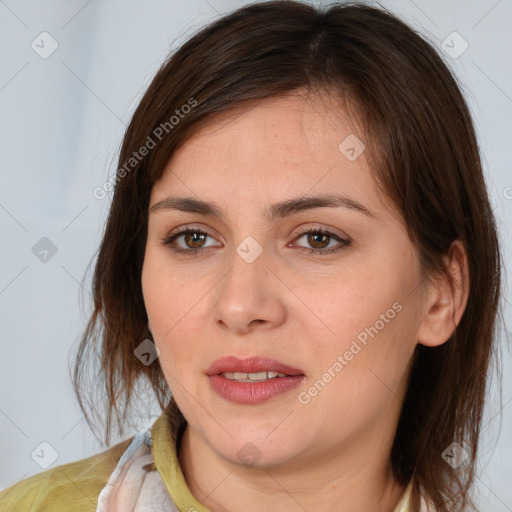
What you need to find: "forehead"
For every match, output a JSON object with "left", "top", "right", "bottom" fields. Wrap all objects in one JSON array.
[
  {"left": 171, "top": 91, "right": 363, "bottom": 166},
  {"left": 151, "top": 92, "right": 394, "bottom": 220}
]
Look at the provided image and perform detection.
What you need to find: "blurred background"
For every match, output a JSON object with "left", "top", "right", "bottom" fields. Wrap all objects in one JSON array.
[{"left": 0, "top": 0, "right": 510, "bottom": 509}]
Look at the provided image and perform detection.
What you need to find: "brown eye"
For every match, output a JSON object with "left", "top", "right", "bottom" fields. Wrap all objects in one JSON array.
[
  {"left": 162, "top": 227, "right": 221, "bottom": 255},
  {"left": 294, "top": 228, "right": 351, "bottom": 256},
  {"left": 307, "top": 232, "right": 331, "bottom": 249},
  {"left": 183, "top": 232, "right": 207, "bottom": 249}
]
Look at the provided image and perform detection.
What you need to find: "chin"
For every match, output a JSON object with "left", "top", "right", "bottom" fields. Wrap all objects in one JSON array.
[{"left": 208, "top": 427, "right": 309, "bottom": 469}]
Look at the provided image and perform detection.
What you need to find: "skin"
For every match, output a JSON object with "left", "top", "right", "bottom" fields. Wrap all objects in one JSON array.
[{"left": 141, "top": 90, "right": 469, "bottom": 512}]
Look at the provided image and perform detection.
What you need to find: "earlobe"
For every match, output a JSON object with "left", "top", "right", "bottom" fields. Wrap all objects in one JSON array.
[{"left": 417, "top": 240, "right": 470, "bottom": 348}]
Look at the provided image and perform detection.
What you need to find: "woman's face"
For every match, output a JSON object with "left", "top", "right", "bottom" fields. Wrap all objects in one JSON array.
[{"left": 142, "top": 92, "right": 427, "bottom": 469}]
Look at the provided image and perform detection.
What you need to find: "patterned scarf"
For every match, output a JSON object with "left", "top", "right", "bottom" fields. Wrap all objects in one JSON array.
[{"left": 96, "top": 428, "right": 180, "bottom": 512}]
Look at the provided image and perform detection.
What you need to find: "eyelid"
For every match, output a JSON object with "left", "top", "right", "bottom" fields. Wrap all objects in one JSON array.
[{"left": 292, "top": 224, "right": 349, "bottom": 240}]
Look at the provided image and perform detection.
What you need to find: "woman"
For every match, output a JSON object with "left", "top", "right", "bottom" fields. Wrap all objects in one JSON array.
[{"left": 0, "top": 1, "right": 503, "bottom": 511}]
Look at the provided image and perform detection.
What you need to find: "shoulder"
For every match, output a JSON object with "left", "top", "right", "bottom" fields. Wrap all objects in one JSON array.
[{"left": 0, "top": 437, "right": 132, "bottom": 512}]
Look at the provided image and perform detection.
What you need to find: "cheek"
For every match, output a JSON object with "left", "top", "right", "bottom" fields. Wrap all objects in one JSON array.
[
  {"left": 303, "top": 265, "right": 400, "bottom": 347},
  {"left": 300, "top": 311, "right": 414, "bottom": 443},
  {"left": 141, "top": 260, "right": 210, "bottom": 377},
  {"left": 301, "top": 269, "right": 417, "bottom": 408},
  {"left": 142, "top": 253, "right": 204, "bottom": 335}
]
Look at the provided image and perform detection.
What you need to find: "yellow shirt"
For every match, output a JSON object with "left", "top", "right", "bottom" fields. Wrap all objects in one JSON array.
[{"left": 0, "top": 410, "right": 413, "bottom": 511}]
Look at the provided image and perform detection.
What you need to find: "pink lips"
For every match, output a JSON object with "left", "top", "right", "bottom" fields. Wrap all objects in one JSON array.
[
  {"left": 207, "top": 356, "right": 305, "bottom": 405},
  {"left": 206, "top": 356, "right": 304, "bottom": 377}
]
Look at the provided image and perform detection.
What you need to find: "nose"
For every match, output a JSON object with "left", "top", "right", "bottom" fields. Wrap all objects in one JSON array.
[{"left": 210, "top": 247, "right": 286, "bottom": 335}]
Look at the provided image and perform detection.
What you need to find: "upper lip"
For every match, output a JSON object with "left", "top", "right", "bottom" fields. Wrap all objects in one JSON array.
[{"left": 206, "top": 356, "right": 305, "bottom": 376}]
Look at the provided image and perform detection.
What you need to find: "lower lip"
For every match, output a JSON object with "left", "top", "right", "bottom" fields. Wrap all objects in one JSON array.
[{"left": 209, "top": 374, "right": 304, "bottom": 405}]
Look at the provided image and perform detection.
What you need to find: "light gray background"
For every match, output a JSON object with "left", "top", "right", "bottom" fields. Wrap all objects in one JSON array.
[{"left": 0, "top": 0, "right": 510, "bottom": 510}]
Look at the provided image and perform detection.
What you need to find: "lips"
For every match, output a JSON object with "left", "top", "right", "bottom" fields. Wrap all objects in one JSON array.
[
  {"left": 207, "top": 356, "right": 305, "bottom": 405},
  {"left": 206, "top": 356, "right": 305, "bottom": 377}
]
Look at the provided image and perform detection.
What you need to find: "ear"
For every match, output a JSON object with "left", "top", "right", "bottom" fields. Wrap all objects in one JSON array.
[{"left": 417, "top": 240, "right": 470, "bottom": 347}]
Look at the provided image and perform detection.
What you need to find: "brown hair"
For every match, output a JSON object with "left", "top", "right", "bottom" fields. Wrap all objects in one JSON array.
[{"left": 72, "top": 2, "right": 503, "bottom": 511}]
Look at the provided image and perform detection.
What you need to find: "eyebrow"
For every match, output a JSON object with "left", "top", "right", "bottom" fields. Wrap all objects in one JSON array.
[{"left": 149, "top": 193, "right": 376, "bottom": 220}]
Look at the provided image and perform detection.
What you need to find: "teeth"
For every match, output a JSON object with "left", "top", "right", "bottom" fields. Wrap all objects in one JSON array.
[{"left": 220, "top": 371, "right": 288, "bottom": 382}]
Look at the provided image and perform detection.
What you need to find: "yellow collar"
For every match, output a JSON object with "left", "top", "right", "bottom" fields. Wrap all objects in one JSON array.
[{"left": 151, "top": 410, "right": 209, "bottom": 512}]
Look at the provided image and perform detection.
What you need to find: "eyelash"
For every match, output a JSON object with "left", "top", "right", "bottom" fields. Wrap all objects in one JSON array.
[{"left": 161, "top": 225, "right": 351, "bottom": 257}]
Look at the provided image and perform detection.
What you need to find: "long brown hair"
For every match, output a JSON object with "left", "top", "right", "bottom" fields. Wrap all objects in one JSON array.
[{"left": 72, "top": 2, "right": 503, "bottom": 511}]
